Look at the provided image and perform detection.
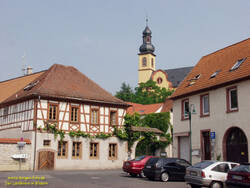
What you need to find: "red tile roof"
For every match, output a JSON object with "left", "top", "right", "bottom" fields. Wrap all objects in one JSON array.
[
  {"left": 171, "top": 38, "right": 250, "bottom": 99},
  {"left": 1, "top": 64, "right": 128, "bottom": 107},
  {"left": 161, "top": 98, "right": 173, "bottom": 112},
  {"left": 0, "top": 71, "right": 45, "bottom": 103},
  {"left": 0, "top": 138, "right": 31, "bottom": 144},
  {"left": 127, "top": 102, "right": 163, "bottom": 115}
]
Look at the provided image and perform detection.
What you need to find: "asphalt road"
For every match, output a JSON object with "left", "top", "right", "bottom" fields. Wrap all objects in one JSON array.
[{"left": 0, "top": 169, "right": 187, "bottom": 188}]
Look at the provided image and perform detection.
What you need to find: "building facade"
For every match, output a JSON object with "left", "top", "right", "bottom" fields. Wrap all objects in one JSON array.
[
  {"left": 0, "top": 64, "right": 129, "bottom": 171},
  {"left": 171, "top": 38, "right": 250, "bottom": 164}
]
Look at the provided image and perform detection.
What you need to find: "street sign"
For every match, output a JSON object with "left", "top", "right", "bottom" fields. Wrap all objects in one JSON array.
[
  {"left": 12, "top": 154, "right": 28, "bottom": 159},
  {"left": 210, "top": 132, "right": 216, "bottom": 139}
]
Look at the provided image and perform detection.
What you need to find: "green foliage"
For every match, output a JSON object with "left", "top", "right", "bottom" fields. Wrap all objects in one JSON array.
[
  {"left": 141, "top": 112, "right": 170, "bottom": 133},
  {"left": 115, "top": 82, "right": 134, "bottom": 102},
  {"left": 95, "top": 133, "right": 112, "bottom": 139},
  {"left": 44, "top": 123, "right": 65, "bottom": 143},
  {"left": 44, "top": 123, "right": 111, "bottom": 141},
  {"left": 115, "top": 80, "right": 173, "bottom": 104},
  {"left": 115, "top": 112, "right": 172, "bottom": 154}
]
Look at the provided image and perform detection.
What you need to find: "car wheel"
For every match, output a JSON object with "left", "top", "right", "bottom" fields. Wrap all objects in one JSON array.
[
  {"left": 129, "top": 173, "right": 137, "bottom": 177},
  {"left": 139, "top": 171, "right": 146, "bottom": 178},
  {"left": 161, "top": 172, "right": 169, "bottom": 182},
  {"left": 210, "top": 182, "right": 222, "bottom": 188}
]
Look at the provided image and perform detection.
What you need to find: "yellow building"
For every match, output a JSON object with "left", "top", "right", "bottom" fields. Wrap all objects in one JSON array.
[{"left": 138, "top": 24, "right": 193, "bottom": 89}]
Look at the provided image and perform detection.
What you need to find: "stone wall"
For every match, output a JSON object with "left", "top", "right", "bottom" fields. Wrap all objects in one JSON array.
[{"left": 0, "top": 143, "right": 32, "bottom": 171}]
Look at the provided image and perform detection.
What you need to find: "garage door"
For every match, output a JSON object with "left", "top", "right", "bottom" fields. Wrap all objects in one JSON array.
[{"left": 179, "top": 136, "right": 190, "bottom": 162}]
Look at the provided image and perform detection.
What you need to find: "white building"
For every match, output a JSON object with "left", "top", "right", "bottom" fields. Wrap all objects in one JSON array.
[
  {"left": 171, "top": 38, "right": 250, "bottom": 164},
  {"left": 0, "top": 64, "right": 129, "bottom": 170}
]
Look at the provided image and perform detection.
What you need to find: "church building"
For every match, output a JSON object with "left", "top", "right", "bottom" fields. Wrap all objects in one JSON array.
[{"left": 138, "top": 23, "right": 193, "bottom": 89}]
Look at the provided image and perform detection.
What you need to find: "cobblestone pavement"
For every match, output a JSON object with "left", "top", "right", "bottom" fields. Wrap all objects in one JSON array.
[{"left": 0, "top": 169, "right": 188, "bottom": 188}]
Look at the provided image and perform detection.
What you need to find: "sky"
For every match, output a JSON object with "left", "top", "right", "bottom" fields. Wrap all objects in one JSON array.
[{"left": 0, "top": 0, "right": 249, "bottom": 94}]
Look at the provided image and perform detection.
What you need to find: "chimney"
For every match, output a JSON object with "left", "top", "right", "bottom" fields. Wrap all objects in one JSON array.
[{"left": 26, "top": 66, "right": 33, "bottom": 75}]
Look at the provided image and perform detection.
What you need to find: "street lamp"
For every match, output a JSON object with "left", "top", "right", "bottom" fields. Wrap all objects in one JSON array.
[{"left": 188, "top": 104, "right": 196, "bottom": 165}]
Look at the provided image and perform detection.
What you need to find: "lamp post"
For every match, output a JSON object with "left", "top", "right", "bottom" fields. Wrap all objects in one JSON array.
[{"left": 188, "top": 104, "right": 196, "bottom": 165}]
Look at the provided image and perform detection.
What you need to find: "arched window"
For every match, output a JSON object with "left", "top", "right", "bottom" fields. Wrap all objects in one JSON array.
[
  {"left": 157, "top": 77, "right": 163, "bottom": 84},
  {"left": 142, "top": 57, "right": 147, "bottom": 67},
  {"left": 151, "top": 58, "right": 154, "bottom": 67}
]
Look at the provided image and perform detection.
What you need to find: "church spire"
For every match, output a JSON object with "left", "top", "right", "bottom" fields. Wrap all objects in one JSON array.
[{"left": 139, "top": 20, "right": 155, "bottom": 54}]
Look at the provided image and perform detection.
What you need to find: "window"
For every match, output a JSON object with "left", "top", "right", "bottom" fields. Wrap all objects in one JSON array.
[
  {"left": 72, "top": 142, "right": 82, "bottom": 159},
  {"left": 91, "top": 109, "right": 99, "bottom": 124},
  {"left": 90, "top": 143, "right": 99, "bottom": 159},
  {"left": 70, "top": 107, "right": 79, "bottom": 122},
  {"left": 110, "top": 111, "right": 117, "bottom": 126},
  {"left": 43, "top": 140, "right": 51, "bottom": 146},
  {"left": 142, "top": 57, "right": 147, "bottom": 67},
  {"left": 146, "top": 36, "right": 150, "bottom": 42},
  {"left": 58, "top": 141, "right": 68, "bottom": 158},
  {"left": 182, "top": 99, "right": 189, "bottom": 120},
  {"left": 200, "top": 94, "right": 209, "bottom": 116},
  {"left": 227, "top": 87, "right": 238, "bottom": 112},
  {"left": 230, "top": 58, "right": 247, "bottom": 71},
  {"left": 109, "top": 143, "right": 117, "bottom": 160},
  {"left": 48, "top": 104, "right": 58, "bottom": 121},
  {"left": 157, "top": 77, "right": 163, "bottom": 84},
  {"left": 212, "top": 163, "right": 230, "bottom": 173},
  {"left": 210, "top": 70, "right": 221, "bottom": 79},
  {"left": 151, "top": 58, "right": 154, "bottom": 67},
  {"left": 3, "top": 107, "right": 8, "bottom": 119}
]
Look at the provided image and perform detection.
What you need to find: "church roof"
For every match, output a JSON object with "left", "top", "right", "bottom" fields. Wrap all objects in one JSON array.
[
  {"left": 164, "top": 66, "right": 193, "bottom": 88},
  {"left": 171, "top": 38, "right": 250, "bottom": 99},
  {"left": 1, "top": 64, "right": 128, "bottom": 107}
]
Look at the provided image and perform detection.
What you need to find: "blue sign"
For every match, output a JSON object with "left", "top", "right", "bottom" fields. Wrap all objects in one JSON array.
[{"left": 210, "top": 132, "right": 216, "bottom": 139}]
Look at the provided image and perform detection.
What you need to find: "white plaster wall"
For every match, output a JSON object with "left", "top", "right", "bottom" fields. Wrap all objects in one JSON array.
[
  {"left": 0, "top": 100, "right": 34, "bottom": 131},
  {"left": 35, "top": 133, "right": 128, "bottom": 170},
  {"left": 173, "top": 80, "right": 250, "bottom": 164}
]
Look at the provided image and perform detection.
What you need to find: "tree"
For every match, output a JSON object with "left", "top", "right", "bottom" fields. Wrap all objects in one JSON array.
[
  {"left": 115, "top": 82, "right": 134, "bottom": 102},
  {"left": 115, "top": 80, "right": 173, "bottom": 104}
]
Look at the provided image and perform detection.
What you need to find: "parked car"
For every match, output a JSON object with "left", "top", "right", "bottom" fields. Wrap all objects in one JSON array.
[
  {"left": 123, "top": 155, "right": 154, "bottom": 177},
  {"left": 185, "top": 160, "right": 239, "bottom": 188},
  {"left": 226, "top": 163, "right": 250, "bottom": 187},
  {"left": 143, "top": 157, "right": 191, "bottom": 182}
]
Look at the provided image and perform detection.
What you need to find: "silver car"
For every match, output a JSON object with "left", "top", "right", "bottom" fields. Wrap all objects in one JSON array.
[{"left": 185, "top": 160, "right": 239, "bottom": 188}]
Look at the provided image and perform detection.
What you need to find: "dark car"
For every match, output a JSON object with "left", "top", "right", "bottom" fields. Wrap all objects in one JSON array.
[
  {"left": 123, "top": 155, "right": 154, "bottom": 177},
  {"left": 226, "top": 163, "right": 250, "bottom": 188},
  {"left": 143, "top": 157, "right": 191, "bottom": 182}
]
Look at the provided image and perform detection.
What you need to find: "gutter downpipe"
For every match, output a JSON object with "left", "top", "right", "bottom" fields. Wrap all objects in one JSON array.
[{"left": 33, "top": 97, "right": 39, "bottom": 171}]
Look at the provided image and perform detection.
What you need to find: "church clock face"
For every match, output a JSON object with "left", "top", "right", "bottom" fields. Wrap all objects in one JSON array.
[{"left": 157, "top": 77, "right": 163, "bottom": 84}]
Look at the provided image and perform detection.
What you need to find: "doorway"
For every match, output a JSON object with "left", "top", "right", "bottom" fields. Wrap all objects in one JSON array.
[{"left": 226, "top": 127, "right": 248, "bottom": 163}]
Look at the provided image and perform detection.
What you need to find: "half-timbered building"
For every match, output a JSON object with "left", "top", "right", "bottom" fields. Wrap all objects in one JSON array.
[{"left": 0, "top": 64, "right": 129, "bottom": 171}]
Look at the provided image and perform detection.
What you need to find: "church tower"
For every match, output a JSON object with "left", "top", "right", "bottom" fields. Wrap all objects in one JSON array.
[{"left": 138, "top": 22, "right": 156, "bottom": 84}]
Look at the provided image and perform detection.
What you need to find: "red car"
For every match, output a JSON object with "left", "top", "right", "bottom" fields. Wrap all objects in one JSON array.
[
  {"left": 123, "top": 155, "right": 154, "bottom": 178},
  {"left": 226, "top": 163, "right": 250, "bottom": 187}
]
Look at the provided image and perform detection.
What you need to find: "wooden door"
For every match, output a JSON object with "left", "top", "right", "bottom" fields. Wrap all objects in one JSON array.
[
  {"left": 202, "top": 131, "right": 211, "bottom": 160},
  {"left": 38, "top": 151, "right": 54, "bottom": 170}
]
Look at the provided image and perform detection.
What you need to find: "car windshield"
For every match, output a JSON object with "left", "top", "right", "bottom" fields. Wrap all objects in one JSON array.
[
  {"left": 193, "top": 161, "right": 215, "bottom": 169},
  {"left": 133, "top": 156, "right": 145, "bottom": 161},
  {"left": 231, "top": 164, "right": 250, "bottom": 172}
]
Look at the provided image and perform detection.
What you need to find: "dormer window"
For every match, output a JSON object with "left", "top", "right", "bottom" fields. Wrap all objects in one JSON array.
[
  {"left": 142, "top": 57, "right": 147, "bottom": 67},
  {"left": 230, "top": 58, "right": 247, "bottom": 71},
  {"left": 210, "top": 70, "right": 221, "bottom": 79}
]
